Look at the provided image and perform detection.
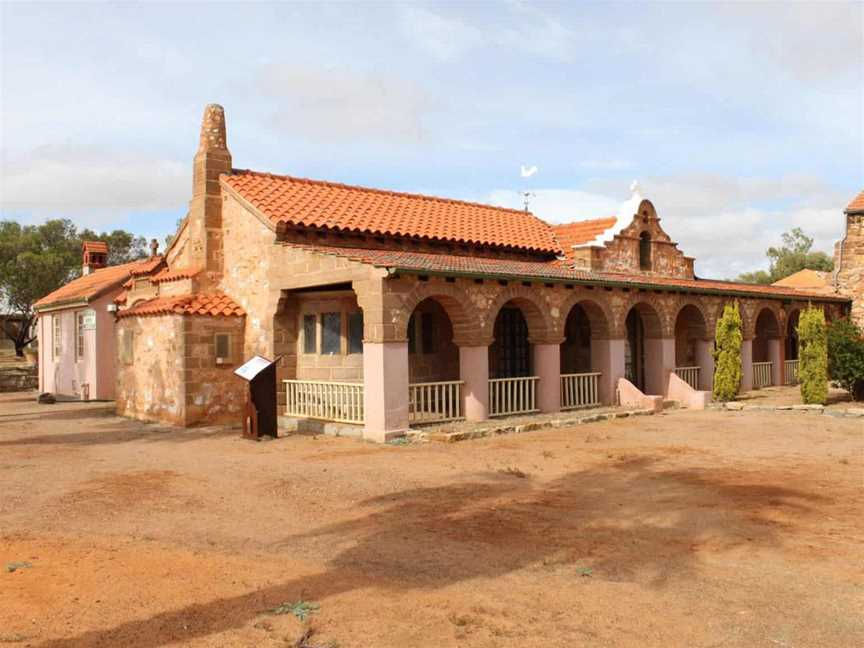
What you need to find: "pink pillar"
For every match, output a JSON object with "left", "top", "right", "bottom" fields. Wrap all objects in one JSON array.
[
  {"left": 768, "top": 338, "right": 782, "bottom": 386},
  {"left": 459, "top": 345, "right": 489, "bottom": 421},
  {"left": 644, "top": 337, "right": 676, "bottom": 396},
  {"left": 740, "top": 338, "right": 754, "bottom": 392},
  {"left": 533, "top": 343, "right": 560, "bottom": 413},
  {"left": 695, "top": 339, "right": 714, "bottom": 391},
  {"left": 591, "top": 338, "right": 626, "bottom": 405},
  {"left": 363, "top": 341, "right": 409, "bottom": 442}
]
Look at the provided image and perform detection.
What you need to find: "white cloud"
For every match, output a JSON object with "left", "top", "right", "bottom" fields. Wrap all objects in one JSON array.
[
  {"left": 397, "top": 6, "right": 483, "bottom": 62},
  {"left": 0, "top": 145, "right": 189, "bottom": 228},
  {"left": 486, "top": 174, "right": 847, "bottom": 280}
]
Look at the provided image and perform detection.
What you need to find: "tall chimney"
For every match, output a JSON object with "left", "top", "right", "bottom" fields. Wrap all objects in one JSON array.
[
  {"left": 188, "top": 104, "right": 232, "bottom": 284},
  {"left": 82, "top": 240, "right": 109, "bottom": 275}
]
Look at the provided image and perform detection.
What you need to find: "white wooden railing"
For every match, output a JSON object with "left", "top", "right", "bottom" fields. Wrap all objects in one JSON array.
[
  {"left": 409, "top": 380, "right": 463, "bottom": 424},
  {"left": 560, "top": 372, "right": 601, "bottom": 410},
  {"left": 489, "top": 376, "right": 539, "bottom": 417},
  {"left": 284, "top": 380, "right": 364, "bottom": 424},
  {"left": 753, "top": 362, "right": 773, "bottom": 389},
  {"left": 674, "top": 366, "right": 701, "bottom": 390},
  {"left": 784, "top": 360, "right": 799, "bottom": 385}
]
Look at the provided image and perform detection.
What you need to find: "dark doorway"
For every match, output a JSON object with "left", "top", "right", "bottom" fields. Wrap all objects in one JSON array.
[
  {"left": 786, "top": 311, "right": 799, "bottom": 361},
  {"left": 625, "top": 309, "right": 646, "bottom": 391},
  {"left": 490, "top": 307, "right": 531, "bottom": 378}
]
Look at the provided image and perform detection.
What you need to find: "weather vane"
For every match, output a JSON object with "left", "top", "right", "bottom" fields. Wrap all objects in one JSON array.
[{"left": 520, "top": 164, "right": 538, "bottom": 212}]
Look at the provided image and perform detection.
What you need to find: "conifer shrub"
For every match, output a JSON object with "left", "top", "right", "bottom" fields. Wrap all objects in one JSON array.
[
  {"left": 797, "top": 306, "right": 828, "bottom": 405},
  {"left": 712, "top": 302, "right": 742, "bottom": 402},
  {"left": 826, "top": 317, "right": 864, "bottom": 400}
]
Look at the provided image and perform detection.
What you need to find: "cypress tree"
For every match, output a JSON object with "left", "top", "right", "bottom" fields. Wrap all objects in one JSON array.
[
  {"left": 798, "top": 306, "right": 828, "bottom": 404},
  {"left": 712, "top": 302, "right": 743, "bottom": 402}
]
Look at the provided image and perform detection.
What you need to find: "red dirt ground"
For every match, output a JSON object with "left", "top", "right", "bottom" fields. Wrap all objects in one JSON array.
[{"left": 1, "top": 391, "right": 862, "bottom": 647}]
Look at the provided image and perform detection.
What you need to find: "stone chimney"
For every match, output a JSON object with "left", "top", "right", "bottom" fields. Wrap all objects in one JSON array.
[
  {"left": 82, "top": 240, "right": 108, "bottom": 275},
  {"left": 188, "top": 104, "right": 232, "bottom": 284},
  {"left": 835, "top": 195, "right": 864, "bottom": 327}
]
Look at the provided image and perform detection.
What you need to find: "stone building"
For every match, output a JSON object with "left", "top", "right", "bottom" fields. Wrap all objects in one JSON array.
[
  {"left": 113, "top": 104, "right": 850, "bottom": 439},
  {"left": 835, "top": 190, "right": 864, "bottom": 327}
]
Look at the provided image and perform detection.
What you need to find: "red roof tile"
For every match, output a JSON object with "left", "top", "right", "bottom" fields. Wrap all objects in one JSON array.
[
  {"left": 129, "top": 256, "right": 165, "bottom": 276},
  {"left": 82, "top": 240, "right": 108, "bottom": 254},
  {"left": 34, "top": 258, "right": 161, "bottom": 310},
  {"left": 223, "top": 169, "right": 561, "bottom": 253},
  {"left": 286, "top": 243, "right": 848, "bottom": 302},
  {"left": 552, "top": 217, "right": 618, "bottom": 261},
  {"left": 117, "top": 293, "right": 245, "bottom": 319},
  {"left": 846, "top": 189, "right": 864, "bottom": 213},
  {"left": 151, "top": 267, "right": 202, "bottom": 283}
]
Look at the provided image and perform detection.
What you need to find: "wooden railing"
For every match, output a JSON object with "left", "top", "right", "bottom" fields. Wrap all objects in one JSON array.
[
  {"left": 409, "top": 380, "right": 463, "bottom": 424},
  {"left": 784, "top": 360, "right": 799, "bottom": 385},
  {"left": 674, "top": 366, "right": 701, "bottom": 390},
  {"left": 489, "top": 376, "right": 539, "bottom": 417},
  {"left": 284, "top": 380, "right": 364, "bottom": 424},
  {"left": 560, "top": 372, "right": 601, "bottom": 410},
  {"left": 753, "top": 362, "right": 773, "bottom": 389}
]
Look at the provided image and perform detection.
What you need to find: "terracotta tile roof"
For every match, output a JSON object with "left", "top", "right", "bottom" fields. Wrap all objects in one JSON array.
[
  {"left": 151, "top": 267, "right": 202, "bottom": 283},
  {"left": 129, "top": 256, "right": 165, "bottom": 276},
  {"left": 223, "top": 169, "right": 561, "bottom": 253},
  {"left": 552, "top": 217, "right": 617, "bottom": 248},
  {"left": 285, "top": 242, "right": 848, "bottom": 302},
  {"left": 34, "top": 258, "right": 161, "bottom": 310},
  {"left": 117, "top": 292, "right": 245, "bottom": 319},
  {"left": 846, "top": 189, "right": 864, "bottom": 213},
  {"left": 284, "top": 243, "right": 593, "bottom": 281},
  {"left": 82, "top": 240, "right": 108, "bottom": 254},
  {"left": 114, "top": 290, "right": 128, "bottom": 305},
  {"left": 772, "top": 268, "right": 831, "bottom": 290}
]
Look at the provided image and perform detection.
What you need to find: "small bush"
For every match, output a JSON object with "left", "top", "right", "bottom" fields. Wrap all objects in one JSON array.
[
  {"left": 712, "top": 302, "right": 743, "bottom": 402},
  {"left": 827, "top": 317, "right": 864, "bottom": 400},
  {"left": 798, "top": 306, "right": 828, "bottom": 404}
]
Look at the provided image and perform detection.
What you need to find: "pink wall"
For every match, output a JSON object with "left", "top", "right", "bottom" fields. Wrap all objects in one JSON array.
[{"left": 37, "top": 291, "right": 120, "bottom": 400}]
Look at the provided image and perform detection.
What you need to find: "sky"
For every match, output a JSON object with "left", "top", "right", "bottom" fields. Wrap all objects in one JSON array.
[{"left": 1, "top": 1, "right": 862, "bottom": 279}]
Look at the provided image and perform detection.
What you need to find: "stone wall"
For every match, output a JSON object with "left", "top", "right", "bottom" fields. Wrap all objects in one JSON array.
[
  {"left": 835, "top": 212, "right": 864, "bottom": 328},
  {"left": 0, "top": 365, "right": 37, "bottom": 392},
  {"left": 116, "top": 315, "right": 186, "bottom": 424}
]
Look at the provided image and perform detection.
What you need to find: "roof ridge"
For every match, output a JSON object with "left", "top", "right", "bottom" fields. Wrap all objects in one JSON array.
[
  {"left": 551, "top": 216, "right": 617, "bottom": 229},
  {"left": 227, "top": 168, "right": 533, "bottom": 216}
]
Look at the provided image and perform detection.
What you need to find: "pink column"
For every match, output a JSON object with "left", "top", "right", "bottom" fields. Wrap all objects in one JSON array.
[
  {"left": 533, "top": 343, "right": 560, "bottom": 413},
  {"left": 363, "top": 341, "right": 409, "bottom": 443},
  {"left": 768, "top": 338, "right": 782, "bottom": 386},
  {"left": 695, "top": 339, "right": 714, "bottom": 391},
  {"left": 644, "top": 337, "right": 676, "bottom": 396},
  {"left": 740, "top": 338, "right": 754, "bottom": 392},
  {"left": 459, "top": 345, "right": 489, "bottom": 421},
  {"left": 591, "top": 338, "right": 626, "bottom": 405}
]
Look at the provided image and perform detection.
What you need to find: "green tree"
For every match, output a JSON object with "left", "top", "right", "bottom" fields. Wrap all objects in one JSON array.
[
  {"left": 0, "top": 219, "right": 146, "bottom": 355},
  {"left": 797, "top": 306, "right": 828, "bottom": 404},
  {"left": 712, "top": 302, "right": 743, "bottom": 402},
  {"left": 737, "top": 228, "right": 833, "bottom": 285},
  {"left": 826, "top": 318, "right": 864, "bottom": 400}
]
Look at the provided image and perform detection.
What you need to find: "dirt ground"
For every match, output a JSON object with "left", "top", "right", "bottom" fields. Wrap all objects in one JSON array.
[
  {"left": 1, "top": 391, "right": 862, "bottom": 648},
  {"left": 736, "top": 385, "right": 857, "bottom": 411}
]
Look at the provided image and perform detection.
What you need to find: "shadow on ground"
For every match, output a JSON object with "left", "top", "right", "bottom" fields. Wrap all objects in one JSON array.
[{"left": 35, "top": 456, "right": 828, "bottom": 648}]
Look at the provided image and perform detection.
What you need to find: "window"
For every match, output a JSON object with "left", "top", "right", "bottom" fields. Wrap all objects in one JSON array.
[
  {"left": 121, "top": 328, "right": 134, "bottom": 365},
  {"left": 302, "top": 314, "right": 317, "bottom": 354},
  {"left": 321, "top": 312, "right": 341, "bottom": 354},
  {"left": 76, "top": 312, "right": 85, "bottom": 361},
  {"left": 215, "top": 333, "right": 231, "bottom": 361},
  {"left": 639, "top": 232, "right": 652, "bottom": 270},
  {"left": 53, "top": 315, "right": 61, "bottom": 360},
  {"left": 348, "top": 311, "right": 363, "bottom": 354}
]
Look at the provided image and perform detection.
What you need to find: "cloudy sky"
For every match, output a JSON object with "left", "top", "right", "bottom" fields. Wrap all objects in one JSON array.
[{"left": 1, "top": 1, "right": 861, "bottom": 278}]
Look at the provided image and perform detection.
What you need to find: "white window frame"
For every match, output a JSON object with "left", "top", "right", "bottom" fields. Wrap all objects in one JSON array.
[
  {"left": 75, "top": 311, "right": 85, "bottom": 362},
  {"left": 53, "top": 314, "right": 61, "bottom": 360}
]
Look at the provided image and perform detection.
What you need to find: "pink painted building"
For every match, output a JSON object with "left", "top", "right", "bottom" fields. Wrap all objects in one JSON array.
[{"left": 33, "top": 242, "right": 162, "bottom": 400}]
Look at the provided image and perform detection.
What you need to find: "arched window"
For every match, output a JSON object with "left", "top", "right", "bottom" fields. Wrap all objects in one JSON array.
[{"left": 639, "top": 232, "right": 651, "bottom": 270}]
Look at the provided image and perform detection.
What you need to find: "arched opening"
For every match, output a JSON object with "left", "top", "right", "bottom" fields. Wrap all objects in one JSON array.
[
  {"left": 639, "top": 232, "right": 652, "bottom": 270},
  {"left": 674, "top": 305, "right": 708, "bottom": 367},
  {"left": 786, "top": 310, "right": 800, "bottom": 361},
  {"left": 407, "top": 298, "right": 459, "bottom": 383},
  {"left": 624, "top": 302, "right": 663, "bottom": 393},
  {"left": 561, "top": 304, "right": 592, "bottom": 374},
  {"left": 753, "top": 308, "right": 780, "bottom": 388},
  {"left": 489, "top": 303, "right": 531, "bottom": 378}
]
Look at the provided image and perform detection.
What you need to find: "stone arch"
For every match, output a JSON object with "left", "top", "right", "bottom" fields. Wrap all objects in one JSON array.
[
  {"left": 484, "top": 285, "right": 557, "bottom": 344},
  {"left": 673, "top": 303, "right": 709, "bottom": 369},
  {"left": 556, "top": 293, "right": 613, "bottom": 339},
  {"left": 616, "top": 296, "right": 665, "bottom": 339},
  {"left": 741, "top": 301, "right": 781, "bottom": 339},
  {"left": 672, "top": 301, "right": 710, "bottom": 340},
  {"left": 399, "top": 282, "right": 483, "bottom": 346}
]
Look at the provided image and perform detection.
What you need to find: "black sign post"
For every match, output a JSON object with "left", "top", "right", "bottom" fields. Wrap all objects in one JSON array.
[{"left": 234, "top": 355, "right": 281, "bottom": 440}]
